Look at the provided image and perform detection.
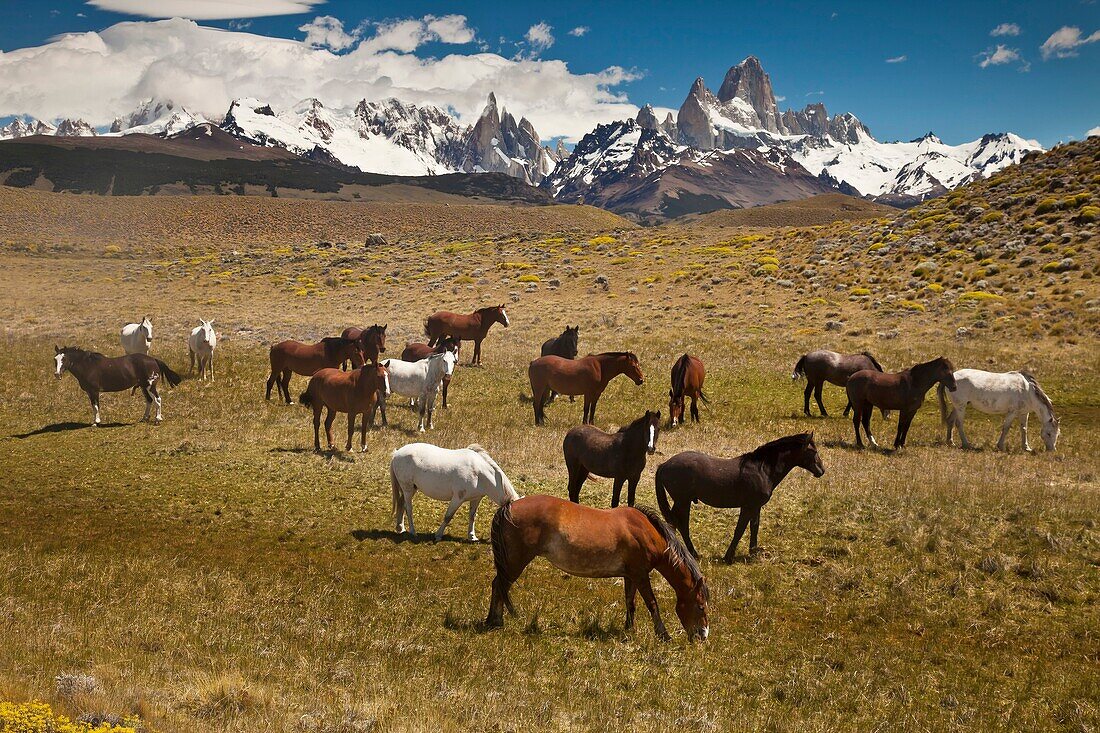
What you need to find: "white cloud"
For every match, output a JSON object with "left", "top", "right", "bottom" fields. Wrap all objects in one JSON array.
[
  {"left": 1088, "top": 126, "right": 1100, "bottom": 138},
  {"left": 425, "top": 15, "right": 476, "bottom": 44},
  {"left": 991, "top": 23, "right": 1021, "bottom": 37},
  {"left": 525, "top": 22, "right": 554, "bottom": 53},
  {"left": 805, "top": 90, "right": 824, "bottom": 97},
  {"left": 978, "top": 44, "right": 1020, "bottom": 67},
  {"left": 569, "top": 26, "right": 589, "bottom": 37},
  {"left": 1040, "top": 25, "right": 1100, "bottom": 59},
  {"left": 775, "top": 95, "right": 785, "bottom": 102},
  {"left": 85, "top": 0, "right": 325, "bottom": 20},
  {"left": 885, "top": 54, "right": 907, "bottom": 63},
  {"left": 298, "top": 16, "right": 357, "bottom": 51},
  {"left": 360, "top": 14, "right": 475, "bottom": 53},
  {"left": 0, "top": 18, "right": 639, "bottom": 141}
]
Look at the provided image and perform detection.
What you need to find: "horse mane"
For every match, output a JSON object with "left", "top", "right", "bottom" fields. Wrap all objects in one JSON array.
[
  {"left": 597, "top": 351, "right": 638, "bottom": 361},
  {"left": 1019, "top": 371, "right": 1055, "bottom": 414},
  {"left": 743, "top": 433, "right": 811, "bottom": 461},
  {"left": 60, "top": 346, "right": 101, "bottom": 362},
  {"left": 635, "top": 506, "right": 708, "bottom": 600},
  {"left": 671, "top": 354, "right": 689, "bottom": 398},
  {"left": 466, "top": 444, "right": 520, "bottom": 502},
  {"left": 861, "top": 352, "right": 884, "bottom": 372},
  {"left": 617, "top": 412, "right": 652, "bottom": 434}
]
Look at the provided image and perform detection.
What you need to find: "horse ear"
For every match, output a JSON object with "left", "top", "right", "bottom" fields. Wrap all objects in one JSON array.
[{"left": 55, "top": 345, "right": 61, "bottom": 353}]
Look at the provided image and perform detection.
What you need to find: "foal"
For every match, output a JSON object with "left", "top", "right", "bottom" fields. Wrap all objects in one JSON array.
[
  {"left": 563, "top": 410, "right": 661, "bottom": 507},
  {"left": 847, "top": 357, "right": 957, "bottom": 449}
]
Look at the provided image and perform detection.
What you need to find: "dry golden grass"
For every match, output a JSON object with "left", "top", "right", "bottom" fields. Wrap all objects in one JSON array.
[{"left": 0, "top": 192, "right": 1097, "bottom": 732}]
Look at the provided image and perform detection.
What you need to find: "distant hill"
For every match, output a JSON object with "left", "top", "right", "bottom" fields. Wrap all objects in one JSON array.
[
  {"left": 0, "top": 124, "right": 551, "bottom": 204},
  {"left": 689, "top": 193, "right": 897, "bottom": 228}
]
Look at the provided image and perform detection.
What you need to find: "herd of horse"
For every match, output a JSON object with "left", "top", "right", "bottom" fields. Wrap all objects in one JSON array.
[{"left": 50, "top": 306, "right": 1062, "bottom": 641}]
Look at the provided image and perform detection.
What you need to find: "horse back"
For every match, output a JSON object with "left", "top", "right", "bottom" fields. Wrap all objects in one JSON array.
[{"left": 659, "top": 451, "right": 757, "bottom": 507}]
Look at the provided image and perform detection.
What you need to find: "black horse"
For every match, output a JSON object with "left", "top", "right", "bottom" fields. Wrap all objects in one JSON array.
[
  {"left": 540, "top": 325, "right": 579, "bottom": 403},
  {"left": 54, "top": 346, "right": 182, "bottom": 425},
  {"left": 563, "top": 410, "right": 661, "bottom": 507}
]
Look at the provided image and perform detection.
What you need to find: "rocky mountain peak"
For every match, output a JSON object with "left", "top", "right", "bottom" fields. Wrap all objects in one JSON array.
[
  {"left": 716, "top": 55, "right": 782, "bottom": 133},
  {"left": 55, "top": 119, "right": 97, "bottom": 137},
  {"left": 636, "top": 104, "right": 659, "bottom": 130}
]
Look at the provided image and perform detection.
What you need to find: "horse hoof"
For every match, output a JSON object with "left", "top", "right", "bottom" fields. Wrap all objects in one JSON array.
[{"left": 468, "top": 535, "right": 479, "bottom": 542}]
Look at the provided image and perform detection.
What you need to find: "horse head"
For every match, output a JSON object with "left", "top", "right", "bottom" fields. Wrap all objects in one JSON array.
[
  {"left": 563, "top": 326, "right": 579, "bottom": 357},
  {"left": 373, "top": 362, "right": 391, "bottom": 397},
  {"left": 54, "top": 345, "right": 66, "bottom": 379},
  {"left": 141, "top": 316, "right": 153, "bottom": 344},
  {"left": 796, "top": 432, "right": 826, "bottom": 477},
  {"left": 1041, "top": 415, "right": 1060, "bottom": 451},
  {"left": 668, "top": 389, "right": 684, "bottom": 426},
  {"left": 623, "top": 353, "right": 644, "bottom": 385},
  {"left": 935, "top": 357, "right": 957, "bottom": 392},
  {"left": 493, "top": 304, "right": 510, "bottom": 327},
  {"left": 644, "top": 410, "right": 661, "bottom": 454},
  {"left": 675, "top": 575, "right": 710, "bottom": 642}
]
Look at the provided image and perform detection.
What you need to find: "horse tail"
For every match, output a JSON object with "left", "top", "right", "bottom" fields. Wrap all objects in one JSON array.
[
  {"left": 671, "top": 354, "right": 688, "bottom": 396},
  {"left": 654, "top": 465, "right": 674, "bottom": 523},
  {"left": 298, "top": 385, "right": 313, "bottom": 407},
  {"left": 490, "top": 503, "right": 516, "bottom": 615},
  {"left": 467, "top": 444, "right": 520, "bottom": 503},
  {"left": 155, "top": 360, "right": 183, "bottom": 387},
  {"left": 936, "top": 383, "right": 949, "bottom": 424},
  {"left": 862, "top": 352, "right": 884, "bottom": 373},
  {"left": 698, "top": 390, "right": 711, "bottom": 405},
  {"left": 390, "top": 460, "right": 403, "bottom": 526},
  {"left": 792, "top": 355, "right": 807, "bottom": 380}
]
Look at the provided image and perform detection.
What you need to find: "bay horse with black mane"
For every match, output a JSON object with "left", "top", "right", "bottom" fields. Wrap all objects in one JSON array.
[
  {"left": 486, "top": 495, "right": 710, "bottom": 641},
  {"left": 792, "top": 349, "right": 884, "bottom": 417},
  {"left": 564, "top": 410, "right": 661, "bottom": 507},
  {"left": 668, "top": 354, "right": 707, "bottom": 427},
  {"left": 298, "top": 362, "right": 390, "bottom": 452},
  {"left": 656, "top": 433, "right": 825, "bottom": 563},
  {"left": 339, "top": 324, "right": 387, "bottom": 369},
  {"left": 847, "top": 356, "right": 957, "bottom": 449},
  {"left": 401, "top": 336, "right": 461, "bottom": 408},
  {"left": 54, "top": 346, "right": 182, "bottom": 425},
  {"left": 267, "top": 337, "right": 364, "bottom": 404},
  {"left": 528, "top": 352, "right": 644, "bottom": 425},
  {"left": 541, "top": 325, "right": 579, "bottom": 403},
  {"left": 425, "top": 305, "right": 509, "bottom": 366}
]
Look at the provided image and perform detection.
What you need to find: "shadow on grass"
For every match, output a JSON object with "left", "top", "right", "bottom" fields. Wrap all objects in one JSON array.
[
  {"left": 349, "top": 528, "right": 475, "bottom": 545},
  {"left": 10, "top": 421, "right": 126, "bottom": 438}
]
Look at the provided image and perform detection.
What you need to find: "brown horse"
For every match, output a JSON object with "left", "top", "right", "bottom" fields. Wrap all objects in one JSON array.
[
  {"left": 425, "top": 305, "right": 509, "bottom": 365},
  {"left": 54, "top": 346, "right": 182, "bottom": 425},
  {"left": 298, "top": 363, "right": 390, "bottom": 452},
  {"left": 402, "top": 336, "right": 461, "bottom": 408},
  {"left": 668, "top": 354, "right": 707, "bottom": 427},
  {"left": 339, "top": 324, "right": 387, "bottom": 369},
  {"left": 541, "top": 325, "right": 580, "bottom": 403},
  {"left": 529, "top": 352, "right": 644, "bottom": 425},
  {"left": 564, "top": 410, "right": 661, "bottom": 507},
  {"left": 655, "top": 433, "right": 825, "bottom": 562},
  {"left": 486, "top": 495, "right": 710, "bottom": 641},
  {"left": 266, "top": 337, "right": 364, "bottom": 404},
  {"left": 792, "top": 349, "right": 884, "bottom": 417},
  {"left": 846, "top": 357, "right": 957, "bottom": 449}
]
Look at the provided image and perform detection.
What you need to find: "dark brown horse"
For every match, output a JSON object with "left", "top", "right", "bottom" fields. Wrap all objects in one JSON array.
[
  {"left": 541, "top": 325, "right": 580, "bottom": 403},
  {"left": 655, "top": 433, "right": 825, "bottom": 563},
  {"left": 339, "top": 324, "right": 387, "bottom": 369},
  {"left": 298, "top": 363, "right": 390, "bottom": 452},
  {"left": 529, "top": 352, "right": 644, "bottom": 426},
  {"left": 847, "top": 357, "right": 957, "bottom": 449},
  {"left": 402, "top": 336, "right": 461, "bottom": 408},
  {"left": 266, "top": 337, "right": 363, "bottom": 404},
  {"left": 425, "top": 305, "right": 509, "bottom": 365},
  {"left": 54, "top": 346, "right": 182, "bottom": 425},
  {"left": 564, "top": 410, "right": 661, "bottom": 507},
  {"left": 792, "top": 349, "right": 884, "bottom": 417},
  {"left": 668, "top": 354, "right": 707, "bottom": 427},
  {"left": 486, "top": 495, "right": 710, "bottom": 641}
]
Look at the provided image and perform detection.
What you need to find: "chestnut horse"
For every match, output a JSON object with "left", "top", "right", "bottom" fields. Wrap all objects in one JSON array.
[
  {"left": 339, "top": 324, "right": 387, "bottom": 369},
  {"left": 298, "top": 363, "right": 390, "bottom": 452},
  {"left": 564, "top": 410, "right": 661, "bottom": 507},
  {"left": 792, "top": 349, "right": 884, "bottom": 417},
  {"left": 529, "top": 352, "right": 644, "bottom": 426},
  {"left": 402, "top": 336, "right": 461, "bottom": 408},
  {"left": 847, "top": 356, "right": 957, "bottom": 449},
  {"left": 266, "top": 337, "right": 363, "bottom": 404},
  {"left": 425, "top": 305, "right": 509, "bottom": 365},
  {"left": 668, "top": 354, "right": 707, "bottom": 427},
  {"left": 656, "top": 433, "right": 825, "bottom": 563},
  {"left": 486, "top": 495, "right": 710, "bottom": 641}
]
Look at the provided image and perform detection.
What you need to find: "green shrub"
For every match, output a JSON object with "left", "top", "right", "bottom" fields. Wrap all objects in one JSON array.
[{"left": 1035, "top": 198, "right": 1059, "bottom": 215}]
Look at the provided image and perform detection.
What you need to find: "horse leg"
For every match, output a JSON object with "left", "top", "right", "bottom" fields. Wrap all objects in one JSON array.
[
  {"left": 324, "top": 409, "right": 337, "bottom": 451},
  {"left": 724, "top": 509, "right": 751, "bottom": 563},
  {"left": 673, "top": 502, "right": 700, "bottom": 559},
  {"left": 425, "top": 390, "right": 438, "bottom": 430},
  {"left": 434, "top": 496, "right": 464, "bottom": 542},
  {"left": 803, "top": 382, "right": 813, "bottom": 416},
  {"left": 996, "top": 413, "right": 1015, "bottom": 451},
  {"left": 471, "top": 339, "right": 482, "bottom": 366},
  {"left": 636, "top": 575, "right": 670, "bottom": 641},
  {"left": 749, "top": 508, "right": 762, "bottom": 553},
  {"left": 690, "top": 395, "right": 700, "bottom": 423},
  {"left": 140, "top": 384, "right": 153, "bottom": 422},
  {"left": 266, "top": 369, "right": 276, "bottom": 400},
  {"left": 345, "top": 411, "right": 356, "bottom": 452},
  {"left": 208, "top": 352, "right": 214, "bottom": 382},
  {"left": 624, "top": 578, "right": 637, "bottom": 631},
  {"left": 611, "top": 478, "right": 625, "bottom": 508},
  {"left": 852, "top": 406, "right": 863, "bottom": 448},
  {"left": 626, "top": 477, "right": 639, "bottom": 507},
  {"left": 1020, "top": 411, "right": 1031, "bottom": 452},
  {"left": 87, "top": 390, "right": 101, "bottom": 426},
  {"left": 487, "top": 548, "right": 534, "bottom": 627},
  {"left": 894, "top": 411, "right": 914, "bottom": 449},
  {"left": 953, "top": 405, "right": 972, "bottom": 448},
  {"left": 814, "top": 383, "right": 828, "bottom": 417},
  {"left": 844, "top": 398, "right": 853, "bottom": 417},
  {"left": 189, "top": 348, "right": 195, "bottom": 374},
  {"left": 467, "top": 497, "right": 483, "bottom": 541},
  {"left": 862, "top": 409, "right": 879, "bottom": 448},
  {"left": 149, "top": 382, "right": 162, "bottom": 423},
  {"left": 360, "top": 410, "right": 369, "bottom": 452},
  {"left": 281, "top": 370, "right": 293, "bottom": 404},
  {"left": 441, "top": 376, "right": 449, "bottom": 409},
  {"left": 588, "top": 396, "right": 599, "bottom": 425},
  {"left": 566, "top": 463, "right": 589, "bottom": 503},
  {"left": 312, "top": 406, "right": 323, "bottom": 452},
  {"left": 403, "top": 491, "right": 417, "bottom": 538}
]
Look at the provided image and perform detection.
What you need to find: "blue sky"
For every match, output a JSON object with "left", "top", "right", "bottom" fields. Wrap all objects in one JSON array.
[{"left": 2, "top": 0, "right": 1098, "bottom": 145}]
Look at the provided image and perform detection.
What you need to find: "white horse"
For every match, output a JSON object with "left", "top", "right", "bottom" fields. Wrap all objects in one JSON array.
[
  {"left": 121, "top": 316, "right": 153, "bottom": 355},
  {"left": 390, "top": 442, "right": 521, "bottom": 541},
  {"left": 188, "top": 319, "right": 217, "bottom": 381},
  {"left": 937, "top": 369, "right": 1060, "bottom": 452},
  {"left": 373, "top": 351, "right": 456, "bottom": 431}
]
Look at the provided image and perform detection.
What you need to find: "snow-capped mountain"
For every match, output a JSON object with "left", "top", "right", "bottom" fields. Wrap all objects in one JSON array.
[
  {"left": 459, "top": 92, "right": 557, "bottom": 185},
  {"left": 0, "top": 117, "right": 95, "bottom": 139},
  {"left": 108, "top": 100, "right": 208, "bottom": 137}
]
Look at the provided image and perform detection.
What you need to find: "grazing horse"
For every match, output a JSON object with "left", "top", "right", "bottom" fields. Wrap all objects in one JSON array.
[
  {"left": 529, "top": 352, "right": 644, "bottom": 426},
  {"left": 266, "top": 337, "right": 363, "bottom": 404},
  {"left": 339, "top": 324, "right": 387, "bottom": 369},
  {"left": 668, "top": 354, "right": 707, "bottom": 427},
  {"left": 390, "top": 443, "right": 520, "bottom": 542},
  {"left": 372, "top": 352, "right": 457, "bottom": 431},
  {"left": 656, "top": 434, "right": 825, "bottom": 563},
  {"left": 486, "top": 495, "right": 710, "bottom": 641},
  {"left": 938, "top": 369, "right": 1060, "bottom": 452},
  {"left": 792, "top": 349, "right": 884, "bottom": 417},
  {"left": 188, "top": 319, "right": 217, "bottom": 381},
  {"left": 425, "top": 305, "right": 509, "bottom": 365},
  {"left": 847, "top": 357, "right": 957, "bottom": 449},
  {"left": 541, "top": 325, "right": 580, "bottom": 403},
  {"left": 120, "top": 316, "right": 153, "bottom": 355},
  {"left": 54, "top": 346, "right": 182, "bottom": 425},
  {"left": 564, "top": 410, "right": 661, "bottom": 507},
  {"left": 401, "top": 336, "right": 461, "bottom": 408},
  {"left": 298, "top": 363, "right": 390, "bottom": 452}
]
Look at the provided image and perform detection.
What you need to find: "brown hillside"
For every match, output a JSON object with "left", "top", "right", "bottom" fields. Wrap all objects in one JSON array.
[{"left": 690, "top": 193, "right": 898, "bottom": 228}]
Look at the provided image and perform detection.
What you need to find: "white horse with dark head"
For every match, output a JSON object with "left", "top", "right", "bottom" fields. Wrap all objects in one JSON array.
[
  {"left": 188, "top": 319, "right": 217, "bottom": 381},
  {"left": 121, "top": 316, "right": 153, "bottom": 355},
  {"left": 372, "top": 351, "right": 456, "bottom": 431},
  {"left": 938, "top": 369, "right": 1060, "bottom": 452},
  {"left": 390, "top": 443, "right": 521, "bottom": 541}
]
